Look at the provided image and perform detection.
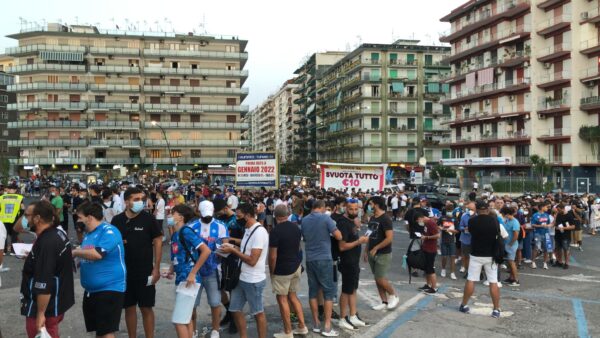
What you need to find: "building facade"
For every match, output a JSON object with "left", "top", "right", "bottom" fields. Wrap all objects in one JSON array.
[
  {"left": 249, "top": 97, "right": 275, "bottom": 152},
  {"left": 0, "top": 55, "right": 18, "bottom": 175},
  {"left": 440, "top": 0, "right": 600, "bottom": 192},
  {"left": 273, "top": 80, "right": 299, "bottom": 163},
  {"left": 316, "top": 42, "right": 452, "bottom": 168},
  {"left": 5, "top": 23, "right": 249, "bottom": 174},
  {"left": 293, "top": 52, "right": 347, "bottom": 163}
]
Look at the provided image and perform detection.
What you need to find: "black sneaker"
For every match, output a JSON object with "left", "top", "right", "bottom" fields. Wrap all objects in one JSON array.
[
  {"left": 563, "top": 264, "right": 569, "bottom": 270},
  {"left": 331, "top": 310, "right": 341, "bottom": 320},
  {"left": 411, "top": 271, "right": 420, "bottom": 277},
  {"left": 418, "top": 284, "right": 430, "bottom": 291},
  {"left": 503, "top": 277, "right": 513, "bottom": 284},
  {"left": 459, "top": 304, "right": 470, "bottom": 313},
  {"left": 508, "top": 280, "right": 520, "bottom": 286},
  {"left": 228, "top": 320, "right": 238, "bottom": 334},
  {"left": 422, "top": 286, "right": 438, "bottom": 295}
]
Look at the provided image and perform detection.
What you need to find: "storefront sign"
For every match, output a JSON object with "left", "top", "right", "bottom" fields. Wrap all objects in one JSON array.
[
  {"left": 319, "top": 162, "right": 387, "bottom": 191},
  {"left": 439, "top": 157, "right": 512, "bottom": 166},
  {"left": 235, "top": 152, "right": 279, "bottom": 188}
]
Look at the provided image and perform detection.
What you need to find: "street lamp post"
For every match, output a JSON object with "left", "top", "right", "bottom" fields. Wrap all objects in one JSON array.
[{"left": 151, "top": 121, "right": 175, "bottom": 171}]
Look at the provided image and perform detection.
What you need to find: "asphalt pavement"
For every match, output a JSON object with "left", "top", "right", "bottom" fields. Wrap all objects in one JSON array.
[{"left": 1, "top": 202, "right": 599, "bottom": 337}]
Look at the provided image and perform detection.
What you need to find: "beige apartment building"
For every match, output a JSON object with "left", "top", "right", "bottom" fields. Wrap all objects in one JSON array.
[
  {"left": 316, "top": 42, "right": 452, "bottom": 170},
  {"left": 440, "top": 0, "right": 600, "bottom": 192},
  {"left": 5, "top": 23, "right": 248, "bottom": 174}
]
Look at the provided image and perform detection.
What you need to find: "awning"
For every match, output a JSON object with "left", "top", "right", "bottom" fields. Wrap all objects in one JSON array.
[
  {"left": 391, "top": 82, "right": 404, "bottom": 93},
  {"left": 40, "top": 51, "right": 84, "bottom": 62}
]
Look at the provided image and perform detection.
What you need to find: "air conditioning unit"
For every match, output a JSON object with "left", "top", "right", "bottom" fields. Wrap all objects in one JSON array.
[
  {"left": 585, "top": 80, "right": 596, "bottom": 87},
  {"left": 581, "top": 12, "right": 589, "bottom": 20},
  {"left": 538, "top": 113, "right": 546, "bottom": 120},
  {"left": 108, "top": 55, "right": 114, "bottom": 60},
  {"left": 509, "top": 95, "right": 515, "bottom": 101},
  {"left": 544, "top": 63, "right": 551, "bottom": 69}
]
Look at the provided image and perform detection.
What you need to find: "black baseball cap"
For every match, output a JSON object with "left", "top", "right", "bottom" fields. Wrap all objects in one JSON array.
[
  {"left": 213, "top": 198, "right": 227, "bottom": 213},
  {"left": 475, "top": 199, "right": 488, "bottom": 210}
]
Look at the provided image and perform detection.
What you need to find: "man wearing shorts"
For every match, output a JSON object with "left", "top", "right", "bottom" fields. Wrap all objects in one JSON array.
[
  {"left": 438, "top": 204, "right": 458, "bottom": 280},
  {"left": 459, "top": 200, "right": 501, "bottom": 318},
  {"left": 73, "top": 202, "right": 126, "bottom": 338},
  {"left": 531, "top": 203, "right": 551, "bottom": 270},
  {"left": 553, "top": 203, "right": 575, "bottom": 269},
  {"left": 458, "top": 201, "right": 476, "bottom": 277},
  {"left": 500, "top": 206, "right": 520, "bottom": 286},
  {"left": 269, "top": 205, "right": 308, "bottom": 337}
]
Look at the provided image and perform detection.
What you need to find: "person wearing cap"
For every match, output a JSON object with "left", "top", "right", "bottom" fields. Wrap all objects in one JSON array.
[
  {"left": 111, "top": 187, "right": 163, "bottom": 338},
  {"left": 188, "top": 200, "right": 229, "bottom": 338},
  {"left": 0, "top": 183, "right": 25, "bottom": 254},
  {"left": 459, "top": 200, "right": 502, "bottom": 318}
]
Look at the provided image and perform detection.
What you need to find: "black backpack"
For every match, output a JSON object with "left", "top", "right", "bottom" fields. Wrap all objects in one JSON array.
[
  {"left": 219, "top": 225, "right": 263, "bottom": 291},
  {"left": 492, "top": 219, "right": 506, "bottom": 265},
  {"left": 405, "top": 238, "right": 426, "bottom": 284}
]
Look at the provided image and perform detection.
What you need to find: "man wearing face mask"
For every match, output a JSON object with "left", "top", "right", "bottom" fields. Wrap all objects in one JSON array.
[
  {"left": 49, "top": 186, "right": 64, "bottom": 230},
  {"left": 458, "top": 201, "right": 476, "bottom": 277},
  {"left": 111, "top": 187, "right": 163, "bottom": 338},
  {"left": 189, "top": 200, "right": 229, "bottom": 338}
]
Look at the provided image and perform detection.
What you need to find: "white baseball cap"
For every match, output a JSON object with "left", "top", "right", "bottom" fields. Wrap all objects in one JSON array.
[{"left": 199, "top": 200, "right": 214, "bottom": 217}]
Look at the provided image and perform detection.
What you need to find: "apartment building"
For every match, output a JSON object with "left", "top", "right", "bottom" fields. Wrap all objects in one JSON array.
[
  {"left": 273, "top": 80, "right": 299, "bottom": 163},
  {"left": 249, "top": 97, "right": 275, "bottom": 152},
  {"left": 315, "top": 42, "right": 452, "bottom": 168},
  {"left": 440, "top": 0, "right": 600, "bottom": 192},
  {"left": 293, "top": 52, "right": 347, "bottom": 163},
  {"left": 0, "top": 55, "right": 18, "bottom": 168},
  {"left": 5, "top": 23, "right": 249, "bottom": 174}
]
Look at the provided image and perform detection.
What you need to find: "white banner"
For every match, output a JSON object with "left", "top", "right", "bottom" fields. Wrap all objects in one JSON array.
[
  {"left": 319, "top": 163, "right": 387, "bottom": 191},
  {"left": 235, "top": 152, "right": 279, "bottom": 188},
  {"left": 439, "top": 157, "right": 512, "bottom": 166}
]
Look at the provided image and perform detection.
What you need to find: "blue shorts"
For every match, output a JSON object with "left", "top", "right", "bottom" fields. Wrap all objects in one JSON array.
[
  {"left": 534, "top": 233, "right": 549, "bottom": 252},
  {"left": 440, "top": 242, "right": 456, "bottom": 256},
  {"left": 306, "top": 260, "right": 336, "bottom": 300},
  {"left": 505, "top": 243, "right": 517, "bottom": 261},
  {"left": 195, "top": 271, "right": 221, "bottom": 308},
  {"left": 229, "top": 279, "right": 266, "bottom": 316}
]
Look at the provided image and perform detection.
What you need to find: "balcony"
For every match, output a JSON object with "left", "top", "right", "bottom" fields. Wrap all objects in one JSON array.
[
  {"left": 580, "top": 7, "right": 600, "bottom": 24},
  {"left": 147, "top": 157, "right": 235, "bottom": 165},
  {"left": 387, "top": 59, "right": 418, "bottom": 68},
  {"left": 536, "top": 15, "right": 571, "bottom": 38},
  {"left": 445, "top": 24, "right": 530, "bottom": 63},
  {"left": 88, "top": 102, "right": 140, "bottom": 112},
  {"left": 143, "top": 49, "right": 248, "bottom": 61},
  {"left": 10, "top": 157, "right": 88, "bottom": 165},
  {"left": 8, "top": 101, "right": 87, "bottom": 111},
  {"left": 445, "top": 105, "right": 531, "bottom": 126},
  {"left": 142, "top": 67, "right": 248, "bottom": 78},
  {"left": 88, "top": 84, "right": 140, "bottom": 92},
  {"left": 143, "top": 140, "right": 250, "bottom": 147},
  {"left": 89, "top": 65, "right": 141, "bottom": 74},
  {"left": 89, "top": 47, "right": 140, "bottom": 56},
  {"left": 538, "top": 98, "right": 570, "bottom": 116},
  {"left": 90, "top": 139, "right": 140, "bottom": 148},
  {"left": 90, "top": 158, "right": 142, "bottom": 165},
  {"left": 8, "top": 139, "right": 88, "bottom": 147},
  {"left": 8, "top": 83, "right": 87, "bottom": 92},
  {"left": 547, "top": 155, "right": 570, "bottom": 165},
  {"left": 537, "top": 0, "right": 568, "bottom": 11},
  {"left": 143, "top": 103, "right": 248, "bottom": 113},
  {"left": 450, "top": 130, "right": 530, "bottom": 146},
  {"left": 580, "top": 96, "right": 600, "bottom": 112},
  {"left": 537, "top": 43, "right": 570, "bottom": 63},
  {"left": 5, "top": 44, "right": 86, "bottom": 56},
  {"left": 580, "top": 67, "right": 600, "bottom": 84},
  {"left": 537, "top": 128, "right": 570, "bottom": 142},
  {"left": 8, "top": 120, "right": 87, "bottom": 129},
  {"left": 443, "top": 78, "right": 530, "bottom": 105},
  {"left": 142, "top": 85, "right": 248, "bottom": 96},
  {"left": 536, "top": 70, "right": 570, "bottom": 90},
  {"left": 440, "top": 0, "right": 531, "bottom": 43},
  {"left": 579, "top": 39, "right": 600, "bottom": 58},
  {"left": 89, "top": 121, "right": 141, "bottom": 130},
  {"left": 144, "top": 121, "right": 248, "bottom": 129},
  {"left": 579, "top": 154, "right": 600, "bottom": 165},
  {"left": 7, "top": 64, "right": 86, "bottom": 74}
]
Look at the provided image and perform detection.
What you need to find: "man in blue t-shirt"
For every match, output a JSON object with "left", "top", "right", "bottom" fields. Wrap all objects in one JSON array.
[
  {"left": 531, "top": 203, "right": 551, "bottom": 269},
  {"left": 72, "top": 203, "right": 126, "bottom": 338},
  {"left": 458, "top": 201, "right": 476, "bottom": 276},
  {"left": 500, "top": 206, "right": 521, "bottom": 286},
  {"left": 189, "top": 201, "right": 229, "bottom": 337}
]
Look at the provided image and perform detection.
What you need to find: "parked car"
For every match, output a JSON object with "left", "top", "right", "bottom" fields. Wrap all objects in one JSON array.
[
  {"left": 438, "top": 183, "right": 461, "bottom": 196},
  {"left": 417, "top": 184, "right": 438, "bottom": 193}
]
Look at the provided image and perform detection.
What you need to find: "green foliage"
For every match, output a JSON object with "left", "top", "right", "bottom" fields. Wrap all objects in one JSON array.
[
  {"left": 280, "top": 159, "right": 313, "bottom": 177},
  {"left": 579, "top": 125, "right": 600, "bottom": 155},
  {"left": 430, "top": 164, "right": 456, "bottom": 180},
  {"left": 490, "top": 179, "right": 554, "bottom": 193},
  {"left": 0, "top": 157, "right": 9, "bottom": 185}
]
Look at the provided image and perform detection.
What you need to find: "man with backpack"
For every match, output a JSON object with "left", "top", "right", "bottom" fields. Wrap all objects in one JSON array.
[{"left": 101, "top": 189, "right": 118, "bottom": 223}]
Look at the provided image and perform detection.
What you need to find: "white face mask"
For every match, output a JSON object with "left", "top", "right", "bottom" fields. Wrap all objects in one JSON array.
[
  {"left": 469, "top": 210, "right": 475, "bottom": 216},
  {"left": 325, "top": 211, "right": 332, "bottom": 216}
]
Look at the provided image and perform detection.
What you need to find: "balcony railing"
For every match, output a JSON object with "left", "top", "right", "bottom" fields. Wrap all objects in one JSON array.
[
  {"left": 5, "top": 44, "right": 86, "bottom": 56},
  {"left": 89, "top": 65, "right": 141, "bottom": 74},
  {"left": 452, "top": 24, "right": 530, "bottom": 55},
  {"left": 88, "top": 102, "right": 140, "bottom": 111},
  {"left": 88, "top": 84, "right": 140, "bottom": 92},
  {"left": 89, "top": 47, "right": 140, "bottom": 56},
  {"left": 143, "top": 103, "right": 249, "bottom": 113},
  {"left": 143, "top": 49, "right": 248, "bottom": 60},
  {"left": 89, "top": 121, "right": 141, "bottom": 129},
  {"left": 10, "top": 157, "right": 88, "bottom": 165},
  {"left": 580, "top": 7, "right": 600, "bottom": 23},
  {"left": 8, "top": 139, "right": 88, "bottom": 147},
  {"left": 580, "top": 154, "right": 600, "bottom": 163},
  {"left": 7, "top": 64, "right": 86, "bottom": 74},
  {"left": 90, "top": 158, "right": 142, "bottom": 165},
  {"left": 451, "top": 78, "right": 530, "bottom": 100},
  {"left": 147, "top": 157, "right": 235, "bottom": 164},
  {"left": 580, "top": 67, "right": 600, "bottom": 79},
  {"left": 538, "top": 98, "right": 569, "bottom": 111},
  {"left": 144, "top": 121, "right": 249, "bottom": 129},
  {"left": 536, "top": 14, "right": 572, "bottom": 33},
  {"left": 538, "top": 128, "right": 569, "bottom": 138},
  {"left": 8, "top": 83, "right": 87, "bottom": 92},
  {"left": 142, "top": 85, "right": 248, "bottom": 95},
  {"left": 8, "top": 101, "right": 88, "bottom": 111},
  {"left": 547, "top": 155, "right": 570, "bottom": 164},
  {"left": 453, "top": 130, "right": 529, "bottom": 143},
  {"left": 142, "top": 67, "right": 248, "bottom": 77},
  {"left": 144, "top": 140, "right": 250, "bottom": 147},
  {"left": 538, "top": 70, "right": 570, "bottom": 85},
  {"left": 8, "top": 120, "right": 88, "bottom": 129},
  {"left": 537, "top": 43, "right": 570, "bottom": 60},
  {"left": 90, "top": 139, "right": 141, "bottom": 147}
]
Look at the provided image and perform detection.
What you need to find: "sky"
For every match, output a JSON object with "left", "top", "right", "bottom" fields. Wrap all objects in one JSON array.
[{"left": 0, "top": 0, "right": 465, "bottom": 108}]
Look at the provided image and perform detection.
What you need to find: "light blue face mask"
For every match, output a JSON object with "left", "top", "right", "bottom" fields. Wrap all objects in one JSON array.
[
  {"left": 167, "top": 217, "right": 174, "bottom": 226},
  {"left": 22, "top": 216, "right": 29, "bottom": 231},
  {"left": 131, "top": 200, "right": 144, "bottom": 213}
]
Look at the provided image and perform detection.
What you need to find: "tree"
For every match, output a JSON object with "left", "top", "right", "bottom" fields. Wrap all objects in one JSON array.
[
  {"left": 429, "top": 164, "right": 456, "bottom": 181},
  {"left": 0, "top": 156, "right": 9, "bottom": 185},
  {"left": 529, "top": 155, "right": 552, "bottom": 191},
  {"left": 280, "top": 159, "right": 313, "bottom": 177}
]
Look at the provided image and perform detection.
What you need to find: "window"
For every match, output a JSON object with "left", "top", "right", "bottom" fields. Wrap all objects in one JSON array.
[
  {"left": 424, "top": 118, "right": 433, "bottom": 131},
  {"left": 407, "top": 118, "right": 416, "bottom": 130},
  {"left": 95, "top": 95, "right": 105, "bottom": 103},
  {"left": 170, "top": 78, "right": 180, "bottom": 86},
  {"left": 170, "top": 96, "right": 180, "bottom": 104},
  {"left": 150, "top": 114, "right": 161, "bottom": 122},
  {"left": 389, "top": 118, "right": 398, "bottom": 129},
  {"left": 442, "top": 149, "right": 450, "bottom": 159},
  {"left": 70, "top": 150, "right": 81, "bottom": 158},
  {"left": 191, "top": 64, "right": 198, "bottom": 69},
  {"left": 371, "top": 101, "right": 380, "bottom": 114},
  {"left": 371, "top": 69, "right": 381, "bottom": 81},
  {"left": 128, "top": 59, "right": 139, "bottom": 67},
  {"left": 150, "top": 78, "right": 160, "bottom": 85},
  {"left": 371, "top": 118, "right": 380, "bottom": 130},
  {"left": 94, "top": 76, "right": 105, "bottom": 84},
  {"left": 227, "top": 149, "right": 236, "bottom": 158},
  {"left": 190, "top": 79, "right": 200, "bottom": 87},
  {"left": 407, "top": 149, "right": 416, "bottom": 161},
  {"left": 407, "top": 54, "right": 415, "bottom": 65},
  {"left": 371, "top": 86, "right": 380, "bottom": 97},
  {"left": 69, "top": 95, "right": 80, "bottom": 102},
  {"left": 129, "top": 114, "right": 140, "bottom": 122},
  {"left": 226, "top": 98, "right": 237, "bottom": 105},
  {"left": 150, "top": 150, "right": 161, "bottom": 158},
  {"left": 407, "top": 70, "right": 417, "bottom": 80},
  {"left": 226, "top": 80, "right": 237, "bottom": 88},
  {"left": 191, "top": 149, "right": 202, "bottom": 157},
  {"left": 227, "top": 115, "right": 237, "bottom": 123},
  {"left": 370, "top": 52, "right": 380, "bottom": 64},
  {"left": 424, "top": 54, "right": 433, "bottom": 66},
  {"left": 129, "top": 150, "right": 140, "bottom": 158},
  {"left": 71, "top": 76, "right": 79, "bottom": 84},
  {"left": 128, "top": 77, "right": 139, "bottom": 85},
  {"left": 2, "top": 130, "right": 8, "bottom": 137},
  {"left": 424, "top": 102, "right": 433, "bottom": 113},
  {"left": 129, "top": 96, "right": 139, "bottom": 103},
  {"left": 407, "top": 101, "right": 416, "bottom": 114},
  {"left": 190, "top": 115, "right": 200, "bottom": 122},
  {"left": 225, "top": 45, "right": 237, "bottom": 52},
  {"left": 150, "top": 97, "right": 161, "bottom": 104},
  {"left": 389, "top": 53, "right": 398, "bottom": 64},
  {"left": 171, "top": 62, "right": 179, "bottom": 69},
  {"left": 171, "top": 149, "right": 182, "bottom": 158},
  {"left": 389, "top": 69, "right": 398, "bottom": 78},
  {"left": 171, "top": 114, "right": 181, "bottom": 122},
  {"left": 389, "top": 102, "right": 398, "bottom": 113},
  {"left": 27, "top": 58, "right": 34, "bottom": 65},
  {"left": 190, "top": 97, "right": 200, "bottom": 104},
  {"left": 48, "top": 76, "right": 58, "bottom": 83}
]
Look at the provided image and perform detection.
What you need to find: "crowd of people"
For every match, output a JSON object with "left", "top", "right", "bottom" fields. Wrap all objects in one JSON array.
[{"left": 1, "top": 179, "right": 599, "bottom": 338}]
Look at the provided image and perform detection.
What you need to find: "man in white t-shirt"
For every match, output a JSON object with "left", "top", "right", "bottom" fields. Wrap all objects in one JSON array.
[
  {"left": 391, "top": 194, "right": 400, "bottom": 221},
  {"left": 398, "top": 181, "right": 406, "bottom": 192},
  {"left": 226, "top": 189, "right": 239, "bottom": 211},
  {"left": 220, "top": 203, "right": 269, "bottom": 338}
]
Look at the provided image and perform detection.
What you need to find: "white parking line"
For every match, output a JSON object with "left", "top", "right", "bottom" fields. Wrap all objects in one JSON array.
[
  {"left": 519, "top": 272, "right": 600, "bottom": 283},
  {"left": 361, "top": 292, "right": 427, "bottom": 337}
]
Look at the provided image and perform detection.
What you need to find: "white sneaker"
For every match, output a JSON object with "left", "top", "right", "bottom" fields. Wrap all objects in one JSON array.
[
  {"left": 531, "top": 262, "right": 537, "bottom": 269},
  {"left": 348, "top": 315, "right": 367, "bottom": 327},
  {"left": 0, "top": 265, "right": 10, "bottom": 273},
  {"left": 543, "top": 263, "right": 548, "bottom": 270},
  {"left": 210, "top": 330, "right": 220, "bottom": 338},
  {"left": 500, "top": 264, "right": 507, "bottom": 270},
  {"left": 450, "top": 273, "right": 457, "bottom": 280},
  {"left": 193, "top": 330, "right": 199, "bottom": 338},
  {"left": 498, "top": 282, "right": 503, "bottom": 288},
  {"left": 483, "top": 280, "right": 490, "bottom": 286},
  {"left": 321, "top": 329, "right": 339, "bottom": 337},
  {"left": 387, "top": 295, "right": 400, "bottom": 310},
  {"left": 372, "top": 303, "right": 387, "bottom": 311},
  {"left": 524, "top": 259, "right": 532, "bottom": 264},
  {"left": 273, "top": 332, "right": 293, "bottom": 338},
  {"left": 459, "top": 266, "right": 465, "bottom": 273},
  {"left": 337, "top": 318, "right": 357, "bottom": 331},
  {"left": 440, "top": 269, "right": 447, "bottom": 278}
]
